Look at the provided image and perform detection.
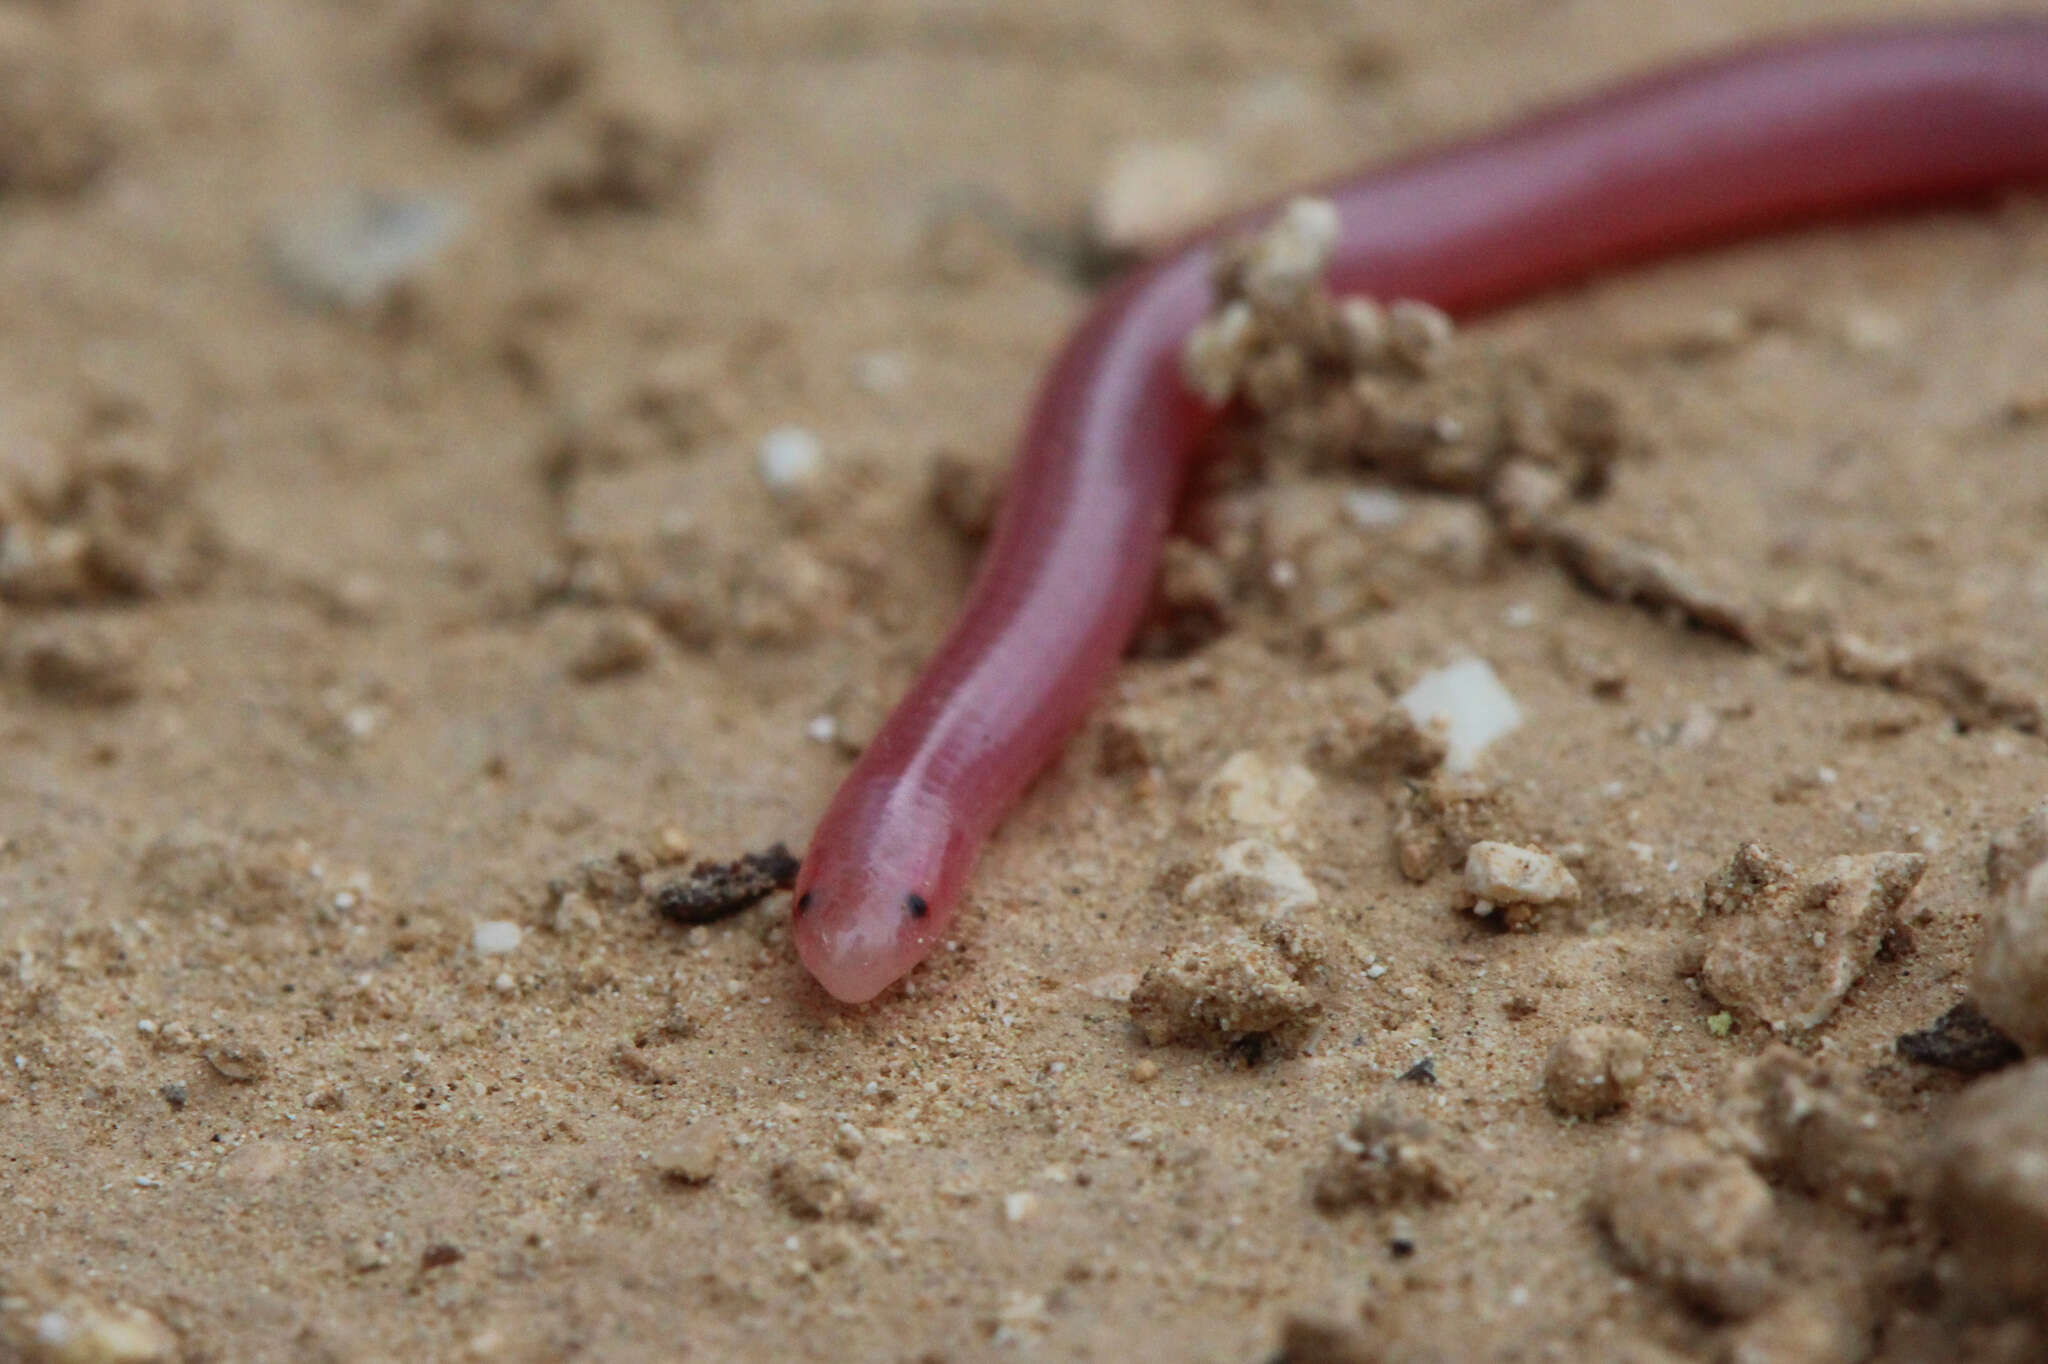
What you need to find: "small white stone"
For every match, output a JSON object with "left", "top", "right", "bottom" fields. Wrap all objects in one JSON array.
[
  {"left": 1397, "top": 658, "right": 1522, "bottom": 772},
  {"left": 757, "top": 426, "right": 823, "bottom": 488},
  {"left": 1182, "top": 299, "right": 1254, "bottom": 405},
  {"left": 1090, "top": 139, "right": 1226, "bottom": 253},
  {"left": 268, "top": 190, "right": 467, "bottom": 311},
  {"left": 1466, "top": 841, "right": 1580, "bottom": 906},
  {"left": 473, "top": 920, "right": 524, "bottom": 956},
  {"left": 805, "top": 713, "right": 838, "bottom": 744},
  {"left": 1241, "top": 196, "right": 1340, "bottom": 307},
  {"left": 1343, "top": 487, "right": 1406, "bottom": 528},
  {"left": 1002, "top": 1191, "right": 1038, "bottom": 1223},
  {"left": 851, "top": 350, "right": 910, "bottom": 396}
]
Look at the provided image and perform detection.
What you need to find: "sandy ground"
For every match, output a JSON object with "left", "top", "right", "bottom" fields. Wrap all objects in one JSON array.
[{"left": 4, "top": 1, "right": 2048, "bottom": 1360}]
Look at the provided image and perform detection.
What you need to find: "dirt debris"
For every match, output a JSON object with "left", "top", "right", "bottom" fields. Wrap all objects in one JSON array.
[
  {"left": 1312, "top": 703, "right": 1448, "bottom": 781},
  {"left": 649, "top": 842, "right": 800, "bottom": 925},
  {"left": 1826, "top": 633, "right": 2044, "bottom": 734},
  {"left": 1390, "top": 772, "right": 1518, "bottom": 883},
  {"left": 1973, "top": 861, "right": 2048, "bottom": 1056},
  {"left": 1544, "top": 522, "right": 1760, "bottom": 646},
  {"left": 1698, "top": 842, "right": 1925, "bottom": 1033},
  {"left": 1720, "top": 1288, "right": 1870, "bottom": 1364},
  {"left": 769, "top": 1156, "right": 882, "bottom": 1224},
  {"left": 1711, "top": 1048, "right": 1901, "bottom": 1217},
  {"left": 1542, "top": 1025, "right": 1648, "bottom": 1118},
  {"left": 651, "top": 1118, "right": 727, "bottom": 1185},
  {"left": 1985, "top": 800, "right": 2048, "bottom": 897},
  {"left": 1594, "top": 1128, "right": 1778, "bottom": 1319},
  {"left": 0, "top": 456, "right": 216, "bottom": 606},
  {"left": 1917, "top": 1058, "right": 2048, "bottom": 1317},
  {"left": 1128, "top": 924, "right": 1324, "bottom": 1052},
  {"left": 1896, "top": 1001, "right": 2024, "bottom": 1075},
  {"left": 1311, "top": 1104, "right": 1465, "bottom": 1213},
  {"left": 2, "top": 616, "right": 142, "bottom": 706},
  {"left": 0, "top": 1275, "right": 176, "bottom": 1364}
]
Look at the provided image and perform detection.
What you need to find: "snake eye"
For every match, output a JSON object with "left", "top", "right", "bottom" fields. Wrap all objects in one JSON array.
[
  {"left": 904, "top": 892, "right": 929, "bottom": 919},
  {"left": 796, "top": 890, "right": 815, "bottom": 914}
]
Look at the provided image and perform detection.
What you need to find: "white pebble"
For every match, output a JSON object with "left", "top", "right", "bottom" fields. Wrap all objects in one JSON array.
[
  {"left": 1003, "top": 1191, "right": 1039, "bottom": 1223},
  {"left": 852, "top": 350, "right": 910, "bottom": 396},
  {"left": 1397, "top": 658, "right": 1522, "bottom": 772},
  {"left": 268, "top": 190, "right": 466, "bottom": 311},
  {"left": 1090, "top": 139, "right": 1225, "bottom": 253},
  {"left": 757, "top": 426, "right": 823, "bottom": 488},
  {"left": 1466, "top": 841, "right": 1580, "bottom": 907},
  {"left": 473, "top": 921, "right": 524, "bottom": 956},
  {"left": 1343, "top": 487, "right": 1407, "bottom": 529},
  {"left": 1242, "top": 196, "right": 1340, "bottom": 307},
  {"left": 805, "top": 713, "right": 838, "bottom": 744}
]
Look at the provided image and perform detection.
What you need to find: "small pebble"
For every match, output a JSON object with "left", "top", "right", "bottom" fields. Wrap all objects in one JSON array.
[
  {"left": 651, "top": 1118, "right": 726, "bottom": 1184},
  {"left": 1397, "top": 659, "right": 1522, "bottom": 773},
  {"left": 1239, "top": 197, "right": 1339, "bottom": 308},
  {"left": 1972, "top": 860, "right": 2048, "bottom": 1055},
  {"left": 472, "top": 920, "right": 524, "bottom": 956},
  {"left": 756, "top": 426, "right": 823, "bottom": 489},
  {"left": 1089, "top": 139, "right": 1226, "bottom": 254},
  {"left": 204, "top": 1040, "right": 272, "bottom": 1084},
  {"left": 267, "top": 190, "right": 466, "bottom": 311},
  {"left": 1595, "top": 1129, "right": 1777, "bottom": 1318},
  {"left": 1341, "top": 487, "right": 1406, "bottom": 529},
  {"left": 1918, "top": 1057, "right": 2048, "bottom": 1312},
  {"left": 1700, "top": 843, "right": 1924, "bottom": 1032},
  {"left": 1543, "top": 1025, "right": 1648, "bottom": 1117},
  {"left": 1312, "top": 1105, "right": 1464, "bottom": 1212},
  {"left": 1466, "top": 841, "right": 1579, "bottom": 927},
  {"left": 568, "top": 614, "right": 660, "bottom": 681}
]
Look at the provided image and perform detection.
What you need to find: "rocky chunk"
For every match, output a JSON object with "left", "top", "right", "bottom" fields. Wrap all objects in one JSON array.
[
  {"left": 1312, "top": 1105, "right": 1465, "bottom": 1213},
  {"left": 1699, "top": 843, "right": 1924, "bottom": 1032},
  {"left": 1465, "top": 840, "right": 1579, "bottom": 929},
  {"left": 1129, "top": 921, "right": 1325, "bottom": 1053},
  {"left": 1712, "top": 1048, "right": 1902, "bottom": 1216},
  {"left": 1896, "top": 1001, "right": 2024, "bottom": 1075},
  {"left": 1390, "top": 773, "right": 1517, "bottom": 883},
  {"left": 1313, "top": 702, "right": 1448, "bottom": 780},
  {"left": 1543, "top": 1025, "right": 1648, "bottom": 1118},
  {"left": 1917, "top": 1058, "right": 2048, "bottom": 1314},
  {"left": 1595, "top": 1129, "right": 1779, "bottom": 1318},
  {"left": 0, "top": 455, "right": 216, "bottom": 606},
  {"left": 1721, "top": 1290, "right": 1871, "bottom": 1364},
  {"left": 1974, "top": 862, "right": 2048, "bottom": 1057},
  {"left": 1985, "top": 800, "right": 2048, "bottom": 897}
]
